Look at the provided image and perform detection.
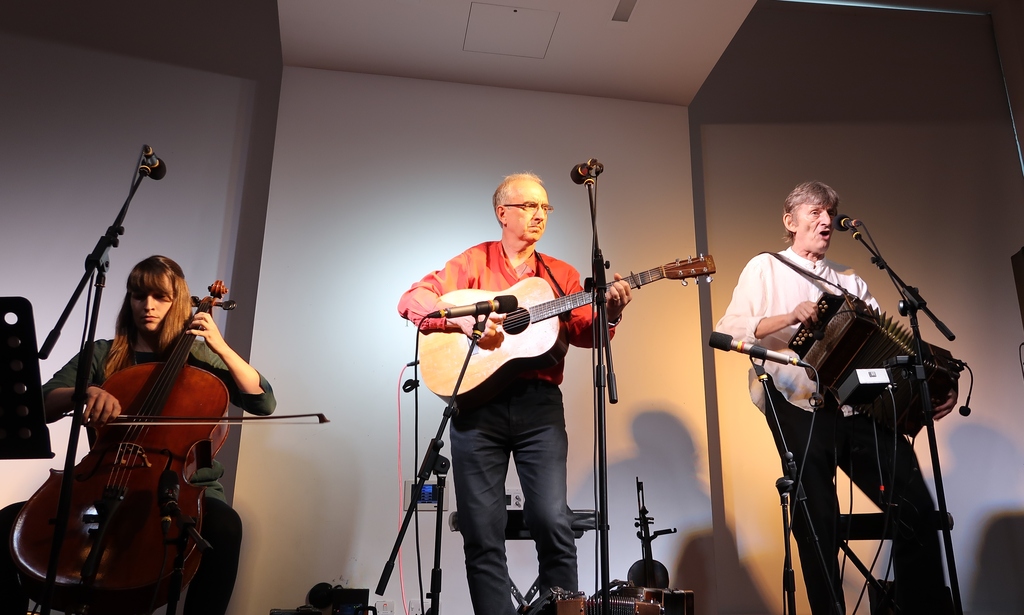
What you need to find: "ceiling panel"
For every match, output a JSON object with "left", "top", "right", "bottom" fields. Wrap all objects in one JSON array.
[{"left": 277, "top": 0, "right": 759, "bottom": 105}]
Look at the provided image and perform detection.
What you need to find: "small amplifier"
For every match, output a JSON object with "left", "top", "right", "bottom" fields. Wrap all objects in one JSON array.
[{"left": 836, "top": 367, "right": 892, "bottom": 405}]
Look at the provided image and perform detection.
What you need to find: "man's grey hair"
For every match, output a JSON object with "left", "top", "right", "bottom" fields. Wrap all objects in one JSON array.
[
  {"left": 783, "top": 181, "right": 839, "bottom": 242},
  {"left": 493, "top": 172, "right": 543, "bottom": 226}
]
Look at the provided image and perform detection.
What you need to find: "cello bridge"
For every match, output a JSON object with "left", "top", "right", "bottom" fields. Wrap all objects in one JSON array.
[{"left": 114, "top": 443, "right": 152, "bottom": 469}]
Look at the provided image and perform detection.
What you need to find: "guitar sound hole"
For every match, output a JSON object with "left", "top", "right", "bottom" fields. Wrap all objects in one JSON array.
[{"left": 503, "top": 309, "right": 530, "bottom": 335}]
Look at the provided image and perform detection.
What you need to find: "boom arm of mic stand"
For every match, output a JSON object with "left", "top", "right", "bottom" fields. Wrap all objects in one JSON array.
[
  {"left": 39, "top": 171, "right": 146, "bottom": 359},
  {"left": 850, "top": 230, "right": 955, "bottom": 341}
]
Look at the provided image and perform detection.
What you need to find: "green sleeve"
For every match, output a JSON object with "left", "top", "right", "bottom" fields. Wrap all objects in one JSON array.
[
  {"left": 41, "top": 339, "right": 114, "bottom": 399},
  {"left": 187, "top": 342, "right": 277, "bottom": 416}
]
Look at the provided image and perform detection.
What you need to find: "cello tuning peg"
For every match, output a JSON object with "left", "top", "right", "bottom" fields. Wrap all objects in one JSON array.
[{"left": 216, "top": 300, "right": 237, "bottom": 311}]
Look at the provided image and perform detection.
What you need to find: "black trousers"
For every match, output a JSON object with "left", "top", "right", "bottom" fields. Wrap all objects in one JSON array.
[
  {"left": 762, "top": 378, "right": 950, "bottom": 615},
  {"left": 0, "top": 496, "right": 241, "bottom": 615}
]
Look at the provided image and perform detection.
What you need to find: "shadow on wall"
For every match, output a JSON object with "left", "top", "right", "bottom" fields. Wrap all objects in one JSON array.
[
  {"left": 576, "top": 409, "right": 768, "bottom": 615},
  {"left": 943, "top": 423, "right": 1024, "bottom": 614},
  {"left": 971, "top": 511, "right": 1024, "bottom": 613}
]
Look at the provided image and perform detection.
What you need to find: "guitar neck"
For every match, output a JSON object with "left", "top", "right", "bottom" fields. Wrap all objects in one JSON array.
[{"left": 528, "top": 266, "right": 670, "bottom": 323}]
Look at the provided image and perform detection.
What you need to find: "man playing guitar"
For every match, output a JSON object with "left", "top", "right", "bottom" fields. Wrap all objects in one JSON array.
[{"left": 397, "top": 172, "right": 632, "bottom": 615}]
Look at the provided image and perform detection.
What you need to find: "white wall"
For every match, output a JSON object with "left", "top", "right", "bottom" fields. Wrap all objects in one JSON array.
[
  {"left": 238, "top": 67, "right": 712, "bottom": 614},
  {"left": 0, "top": 31, "right": 258, "bottom": 613}
]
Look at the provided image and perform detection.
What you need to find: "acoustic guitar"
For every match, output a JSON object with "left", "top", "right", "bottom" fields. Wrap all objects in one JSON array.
[{"left": 419, "top": 256, "right": 715, "bottom": 407}]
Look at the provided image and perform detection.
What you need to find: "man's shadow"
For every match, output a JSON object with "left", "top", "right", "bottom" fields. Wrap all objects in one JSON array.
[
  {"left": 573, "top": 409, "right": 768, "bottom": 614},
  {"left": 942, "top": 422, "right": 1024, "bottom": 613}
]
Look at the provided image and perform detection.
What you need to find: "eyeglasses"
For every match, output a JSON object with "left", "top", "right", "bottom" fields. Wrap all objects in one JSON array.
[{"left": 503, "top": 202, "right": 554, "bottom": 215}]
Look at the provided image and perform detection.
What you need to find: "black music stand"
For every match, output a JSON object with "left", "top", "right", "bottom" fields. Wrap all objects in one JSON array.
[{"left": 0, "top": 297, "right": 53, "bottom": 460}]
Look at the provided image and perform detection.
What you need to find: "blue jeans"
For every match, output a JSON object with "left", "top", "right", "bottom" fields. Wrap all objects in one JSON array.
[{"left": 450, "top": 379, "right": 578, "bottom": 615}]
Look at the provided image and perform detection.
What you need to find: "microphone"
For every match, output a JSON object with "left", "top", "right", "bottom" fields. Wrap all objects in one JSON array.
[
  {"left": 158, "top": 468, "right": 180, "bottom": 534},
  {"left": 708, "top": 332, "right": 812, "bottom": 368},
  {"left": 834, "top": 214, "right": 860, "bottom": 232},
  {"left": 570, "top": 158, "right": 604, "bottom": 185},
  {"left": 426, "top": 295, "right": 518, "bottom": 319},
  {"left": 140, "top": 144, "right": 167, "bottom": 180}
]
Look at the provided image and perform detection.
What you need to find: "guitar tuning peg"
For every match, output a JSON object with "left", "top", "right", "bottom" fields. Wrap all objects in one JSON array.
[
  {"left": 680, "top": 280, "right": 688, "bottom": 287},
  {"left": 705, "top": 275, "right": 713, "bottom": 283}
]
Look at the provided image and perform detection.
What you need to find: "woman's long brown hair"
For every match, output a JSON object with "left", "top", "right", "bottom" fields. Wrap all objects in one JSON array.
[{"left": 104, "top": 256, "right": 193, "bottom": 379}]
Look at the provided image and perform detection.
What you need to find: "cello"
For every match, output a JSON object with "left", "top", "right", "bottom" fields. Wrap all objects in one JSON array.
[{"left": 12, "top": 280, "right": 236, "bottom": 614}]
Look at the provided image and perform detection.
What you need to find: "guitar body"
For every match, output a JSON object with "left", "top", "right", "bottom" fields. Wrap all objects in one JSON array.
[
  {"left": 417, "top": 255, "right": 716, "bottom": 408},
  {"left": 420, "top": 277, "right": 569, "bottom": 408}
]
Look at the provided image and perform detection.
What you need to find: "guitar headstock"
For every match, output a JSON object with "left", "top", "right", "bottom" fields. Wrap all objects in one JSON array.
[{"left": 663, "top": 255, "right": 716, "bottom": 285}]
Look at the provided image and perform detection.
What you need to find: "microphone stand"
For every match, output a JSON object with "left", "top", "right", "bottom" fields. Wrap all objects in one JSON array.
[
  {"left": 845, "top": 225, "right": 963, "bottom": 615},
  {"left": 376, "top": 316, "right": 490, "bottom": 615},
  {"left": 34, "top": 146, "right": 160, "bottom": 615},
  {"left": 755, "top": 362, "right": 844, "bottom": 615},
  {"left": 164, "top": 508, "right": 212, "bottom": 615},
  {"left": 579, "top": 174, "right": 615, "bottom": 614}
]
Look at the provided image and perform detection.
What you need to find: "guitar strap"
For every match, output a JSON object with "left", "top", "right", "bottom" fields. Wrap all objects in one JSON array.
[
  {"left": 763, "top": 251, "right": 855, "bottom": 299},
  {"left": 534, "top": 252, "right": 572, "bottom": 322}
]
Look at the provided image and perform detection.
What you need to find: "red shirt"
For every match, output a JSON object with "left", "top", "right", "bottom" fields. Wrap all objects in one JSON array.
[{"left": 397, "top": 241, "right": 611, "bottom": 385}]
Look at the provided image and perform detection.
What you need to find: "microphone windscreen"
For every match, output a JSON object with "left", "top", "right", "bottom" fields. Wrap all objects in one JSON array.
[
  {"left": 708, "top": 331, "right": 733, "bottom": 351},
  {"left": 148, "top": 159, "right": 167, "bottom": 180},
  {"left": 494, "top": 295, "right": 518, "bottom": 313}
]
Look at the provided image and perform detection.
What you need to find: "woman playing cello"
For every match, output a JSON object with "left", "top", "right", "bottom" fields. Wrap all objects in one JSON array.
[{"left": 0, "top": 255, "right": 276, "bottom": 615}]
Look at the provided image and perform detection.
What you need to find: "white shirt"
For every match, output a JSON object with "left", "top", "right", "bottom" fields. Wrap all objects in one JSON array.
[{"left": 715, "top": 247, "right": 878, "bottom": 413}]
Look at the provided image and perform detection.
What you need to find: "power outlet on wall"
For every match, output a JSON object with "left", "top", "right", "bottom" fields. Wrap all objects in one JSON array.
[
  {"left": 375, "top": 600, "right": 395, "bottom": 615},
  {"left": 408, "top": 600, "right": 424, "bottom": 615}
]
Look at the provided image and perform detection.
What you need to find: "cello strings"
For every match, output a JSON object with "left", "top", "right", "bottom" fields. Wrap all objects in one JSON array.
[{"left": 105, "top": 298, "right": 214, "bottom": 493}]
